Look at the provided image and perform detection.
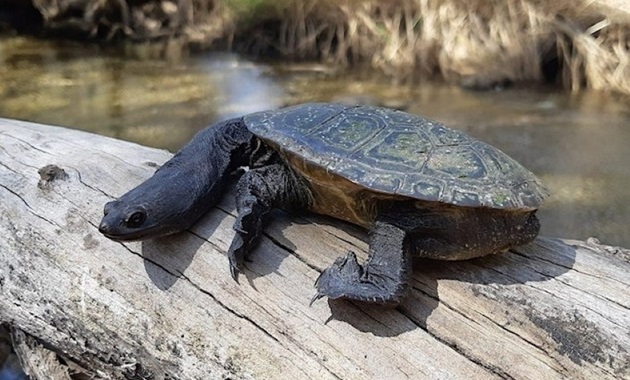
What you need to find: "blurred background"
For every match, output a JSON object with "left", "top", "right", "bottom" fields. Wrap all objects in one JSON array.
[
  {"left": 2, "top": 35, "right": 629, "bottom": 247},
  {"left": 1, "top": 1, "right": 629, "bottom": 378}
]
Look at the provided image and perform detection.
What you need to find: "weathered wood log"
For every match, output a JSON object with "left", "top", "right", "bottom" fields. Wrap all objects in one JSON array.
[{"left": 0, "top": 118, "right": 629, "bottom": 380}]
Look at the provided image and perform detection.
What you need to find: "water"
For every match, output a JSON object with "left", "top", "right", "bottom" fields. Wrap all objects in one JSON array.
[{"left": 1, "top": 36, "right": 629, "bottom": 248}]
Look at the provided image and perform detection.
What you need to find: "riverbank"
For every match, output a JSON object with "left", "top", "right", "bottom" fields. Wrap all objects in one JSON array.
[
  {"left": 221, "top": 0, "right": 630, "bottom": 94},
  {"left": 3, "top": 0, "right": 630, "bottom": 95}
]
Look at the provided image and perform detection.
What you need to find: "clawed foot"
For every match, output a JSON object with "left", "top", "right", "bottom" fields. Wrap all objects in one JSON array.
[
  {"left": 228, "top": 197, "right": 262, "bottom": 281},
  {"left": 233, "top": 195, "right": 259, "bottom": 234},
  {"left": 311, "top": 252, "right": 363, "bottom": 304},
  {"left": 311, "top": 251, "right": 407, "bottom": 305}
]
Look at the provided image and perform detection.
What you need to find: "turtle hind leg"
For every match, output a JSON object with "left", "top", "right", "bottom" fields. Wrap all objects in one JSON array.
[
  {"left": 228, "top": 163, "right": 310, "bottom": 280},
  {"left": 313, "top": 217, "right": 412, "bottom": 305}
]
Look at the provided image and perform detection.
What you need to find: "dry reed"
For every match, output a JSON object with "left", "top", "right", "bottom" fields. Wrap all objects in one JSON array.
[{"left": 198, "top": 0, "right": 630, "bottom": 95}]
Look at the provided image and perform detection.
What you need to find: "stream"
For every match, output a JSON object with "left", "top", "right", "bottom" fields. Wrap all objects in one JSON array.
[{"left": 1, "top": 35, "right": 629, "bottom": 249}]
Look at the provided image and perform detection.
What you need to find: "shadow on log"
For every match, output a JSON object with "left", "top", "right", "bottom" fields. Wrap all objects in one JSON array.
[{"left": 0, "top": 118, "right": 629, "bottom": 379}]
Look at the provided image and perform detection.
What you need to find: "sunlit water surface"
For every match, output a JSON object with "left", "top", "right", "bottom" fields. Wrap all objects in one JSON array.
[{"left": 1, "top": 36, "right": 629, "bottom": 248}]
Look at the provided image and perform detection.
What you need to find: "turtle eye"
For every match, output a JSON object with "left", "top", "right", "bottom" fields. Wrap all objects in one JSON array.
[{"left": 125, "top": 211, "right": 146, "bottom": 228}]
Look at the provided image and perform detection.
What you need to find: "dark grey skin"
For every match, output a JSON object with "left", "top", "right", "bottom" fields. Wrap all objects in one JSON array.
[{"left": 99, "top": 117, "right": 540, "bottom": 304}]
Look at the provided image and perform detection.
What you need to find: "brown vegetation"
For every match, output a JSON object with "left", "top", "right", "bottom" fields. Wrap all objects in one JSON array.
[
  {"left": 224, "top": 0, "right": 630, "bottom": 95},
  {"left": 14, "top": 0, "right": 630, "bottom": 95}
]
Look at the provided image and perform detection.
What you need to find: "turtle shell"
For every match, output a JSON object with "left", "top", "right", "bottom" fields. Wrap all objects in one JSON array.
[{"left": 243, "top": 103, "right": 549, "bottom": 210}]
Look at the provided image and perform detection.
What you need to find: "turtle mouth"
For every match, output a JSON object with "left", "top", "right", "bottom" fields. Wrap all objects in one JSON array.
[
  {"left": 100, "top": 231, "right": 148, "bottom": 241},
  {"left": 98, "top": 223, "right": 176, "bottom": 242}
]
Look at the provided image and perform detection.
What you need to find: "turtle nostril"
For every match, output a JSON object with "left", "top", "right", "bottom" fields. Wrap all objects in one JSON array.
[{"left": 98, "top": 222, "right": 110, "bottom": 234}]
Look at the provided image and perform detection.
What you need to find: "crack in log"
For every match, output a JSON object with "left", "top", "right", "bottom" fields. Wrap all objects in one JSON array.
[
  {"left": 10, "top": 326, "right": 93, "bottom": 380},
  {"left": 473, "top": 261, "right": 628, "bottom": 330},
  {"left": 0, "top": 183, "right": 32, "bottom": 209},
  {"left": 66, "top": 165, "right": 116, "bottom": 199},
  {"left": 187, "top": 230, "right": 226, "bottom": 255},
  {"left": 178, "top": 272, "right": 281, "bottom": 346},
  {"left": 513, "top": 249, "right": 629, "bottom": 288},
  {"left": 274, "top": 333, "right": 343, "bottom": 380},
  {"left": 3, "top": 294, "right": 173, "bottom": 380},
  {"left": 576, "top": 240, "right": 630, "bottom": 264},
  {"left": 117, "top": 239, "right": 285, "bottom": 363},
  {"left": 0, "top": 146, "right": 47, "bottom": 175},
  {"left": 2, "top": 128, "right": 162, "bottom": 175},
  {"left": 347, "top": 306, "right": 390, "bottom": 329},
  {"left": 98, "top": 149, "right": 161, "bottom": 173},
  {"left": 0, "top": 159, "right": 20, "bottom": 174},
  {"left": 314, "top": 223, "right": 365, "bottom": 251},
  {"left": 34, "top": 135, "right": 160, "bottom": 175},
  {"left": 474, "top": 304, "right": 570, "bottom": 374},
  {"left": 117, "top": 243, "right": 176, "bottom": 281},
  {"left": 401, "top": 304, "right": 515, "bottom": 380},
  {"left": 263, "top": 231, "right": 323, "bottom": 273},
  {"left": 137, "top": 227, "right": 344, "bottom": 380},
  {"left": 233, "top": 295, "right": 339, "bottom": 380},
  {"left": 524, "top": 267, "right": 630, "bottom": 319},
  {"left": 0, "top": 183, "right": 58, "bottom": 227},
  {"left": 215, "top": 205, "right": 233, "bottom": 215},
  {"left": 0, "top": 133, "right": 52, "bottom": 156},
  {"left": 510, "top": 248, "right": 574, "bottom": 271},
  {"left": 113, "top": 243, "right": 263, "bottom": 376},
  {"left": 404, "top": 286, "right": 516, "bottom": 380}
]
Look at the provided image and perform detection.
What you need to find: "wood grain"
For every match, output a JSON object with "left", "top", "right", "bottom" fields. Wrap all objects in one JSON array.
[{"left": 1, "top": 118, "right": 628, "bottom": 379}]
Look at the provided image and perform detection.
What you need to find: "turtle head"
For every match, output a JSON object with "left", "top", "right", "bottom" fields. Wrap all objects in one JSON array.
[
  {"left": 99, "top": 198, "right": 156, "bottom": 241},
  {"left": 98, "top": 117, "right": 253, "bottom": 241},
  {"left": 98, "top": 165, "right": 214, "bottom": 241}
]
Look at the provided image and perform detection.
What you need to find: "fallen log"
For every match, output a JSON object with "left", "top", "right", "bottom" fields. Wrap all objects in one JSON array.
[{"left": 0, "top": 117, "right": 629, "bottom": 380}]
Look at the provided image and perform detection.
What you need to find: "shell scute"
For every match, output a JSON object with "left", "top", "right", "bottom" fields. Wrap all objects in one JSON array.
[{"left": 244, "top": 103, "right": 549, "bottom": 210}]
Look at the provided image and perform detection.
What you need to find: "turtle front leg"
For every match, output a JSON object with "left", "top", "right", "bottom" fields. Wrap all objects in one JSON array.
[
  {"left": 313, "top": 218, "right": 412, "bottom": 305},
  {"left": 228, "top": 163, "right": 310, "bottom": 280}
]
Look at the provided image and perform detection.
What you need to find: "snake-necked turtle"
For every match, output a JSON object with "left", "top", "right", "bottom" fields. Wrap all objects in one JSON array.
[{"left": 99, "top": 103, "right": 548, "bottom": 304}]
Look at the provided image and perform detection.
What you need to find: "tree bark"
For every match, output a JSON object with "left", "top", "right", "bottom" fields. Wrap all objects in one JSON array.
[{"left": 0, "top": 118, "right": 629, "bottom": 379}]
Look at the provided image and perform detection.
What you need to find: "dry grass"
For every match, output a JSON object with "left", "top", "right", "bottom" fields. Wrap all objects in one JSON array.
[
  {"left": 555, "top": 21, "right": 630, "bottom": 94},
  {"left": 209, "top": 0, "right": 630, "bottom": 95},
  {"left": 26, "top": 0, "right": 630, "bottom": 94}
]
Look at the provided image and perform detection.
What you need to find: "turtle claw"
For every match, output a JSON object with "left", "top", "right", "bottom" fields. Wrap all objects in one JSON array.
[
  {"left": 229, "top": 262, "right": 240, "bottom": 283},
  {"left": 309, "top": 292, "right": 325, "bottom": 306},
  {"left": 227, "top": 232, "right": 247, "bottom": 282}
]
